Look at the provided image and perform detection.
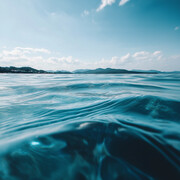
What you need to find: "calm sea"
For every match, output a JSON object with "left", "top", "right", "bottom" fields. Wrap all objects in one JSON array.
[{"left": 0, "top": 73, "right": 180, "bottom": 180}]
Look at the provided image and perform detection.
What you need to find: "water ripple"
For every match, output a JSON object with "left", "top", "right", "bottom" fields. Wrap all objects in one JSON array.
[{"left": 0, "top": 73, "right": 180, "bottom": 180}]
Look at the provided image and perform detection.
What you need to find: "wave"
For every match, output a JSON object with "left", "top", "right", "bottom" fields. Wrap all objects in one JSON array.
[
  {"left": 1, "top": 95, "right": 180, "bottom": 145},
  {"left": 119, "top": 96, "right": 180, "bottom": 121},
  {"left": 0, "top": 73, "right": 180, "bottom": 180}
]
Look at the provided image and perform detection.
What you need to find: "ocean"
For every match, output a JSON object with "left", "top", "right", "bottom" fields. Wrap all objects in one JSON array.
[{"left": 0, "top": 73, "right": 180, "bottom": 180}]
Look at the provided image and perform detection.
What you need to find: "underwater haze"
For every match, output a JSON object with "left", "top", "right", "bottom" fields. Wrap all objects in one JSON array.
[{"left": 0, "top": 73, "right": 180, "bottom": 180}]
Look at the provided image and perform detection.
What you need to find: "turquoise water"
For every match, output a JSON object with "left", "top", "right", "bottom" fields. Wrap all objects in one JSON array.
[{"left": 0, "top": 73, "right": 180, "bottom": 180}]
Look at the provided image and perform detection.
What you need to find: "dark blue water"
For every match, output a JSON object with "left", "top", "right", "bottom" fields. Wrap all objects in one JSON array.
[{"left": 0, "top": 73, "right": 180, "bottom": 180}]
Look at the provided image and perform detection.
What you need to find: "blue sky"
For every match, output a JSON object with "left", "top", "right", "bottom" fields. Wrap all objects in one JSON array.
[{"left": 0, "top": 0, "right": 180, "bottom": 71}]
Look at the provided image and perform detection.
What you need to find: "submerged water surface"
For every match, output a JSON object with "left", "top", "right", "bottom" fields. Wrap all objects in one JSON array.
[{"left": 0, "top": 73, "right": 180, "bottom": 180}]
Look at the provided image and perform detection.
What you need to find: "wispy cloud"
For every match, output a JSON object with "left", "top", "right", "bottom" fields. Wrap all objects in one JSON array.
[
  {"left": 96, "top": 0, "right": 130, "bottom": 11},
  {"left": 96, "top": 51, "right": 163, "bottom": 68},
  {"left": 0, "top": 47, "right": 80, "bottom": 71},
  {"left": 1, "top": 47, "right": 50, "bottom": 57},
  {"left": 97, "top": 0, "right": 116, "bottom": 12},
  {"left": 94, "top": 51, "right": 179, "bottom": 71},
  {"left": 174, "top": 26, "right": 179, "bottom": 31},
  {"left": 82, "top": 10, "right": 90, "bottom": 17},
  {"left": 119, "top": 0, "right": 130, "bottom": 6},
  {"left": 0, "top": 48, "right": 179, "bottom": 71}
]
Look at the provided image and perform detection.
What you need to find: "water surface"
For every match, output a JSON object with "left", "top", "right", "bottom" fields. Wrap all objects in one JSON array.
[{"left": 0, "top": 73, "right": 180, "bottom": 180}]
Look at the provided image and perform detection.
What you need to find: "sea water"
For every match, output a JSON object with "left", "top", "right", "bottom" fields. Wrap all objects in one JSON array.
[{"left": 0, "top": 73, "right": 180, "bottom": 180}]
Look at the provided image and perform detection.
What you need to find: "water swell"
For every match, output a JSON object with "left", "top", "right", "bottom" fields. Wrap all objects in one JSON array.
[
  {"left": 1, "top": 94, "right": 179, "bottom": 142},
  {"left": 0, "top": 74, "right": 180, "bottom": 180},
  {"left": 119, "top": 96, "right": 180, "bottom": 121}
]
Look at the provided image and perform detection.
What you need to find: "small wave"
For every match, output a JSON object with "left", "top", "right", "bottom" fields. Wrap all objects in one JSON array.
[
  {"left": 120, "top": 96, "right": 180, "bottom": 121},
  {"left": 45, "top": 82, "right": 165, "bottom": 92},
  {"left": 0, "top": 74, "right": 180, "bottom": 180}
]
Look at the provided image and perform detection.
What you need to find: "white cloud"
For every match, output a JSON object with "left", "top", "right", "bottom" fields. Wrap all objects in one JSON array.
[
  {"left": 15, "top": 47, "right": 50, "bottom": 54},
  {"left": 132, "top": 51, "right": 150, "bottom": 60},
  {"left": 175, "top": 26, "right": 179, "bottom": 31},
  {"left": 119, "top": 0, "right": 130, "bottom": 6},
  {"left": 109, "top": 53, "right": 131, "bottom": 65},
  {"left": 1, "top": 47, "right": 50, "bottom": 57},
  {"left": 95, "top": 51, "right": 167, "bottom": 70},
  {"left": 97, "top": 0, "right": 116, "bottom": 12},
  {"left": 82, "top": 10, "right": 90, "bottom": 16},
  {"left": 96, "top": 0, "right": 130, "bottom": 11},
  {"left": 132, "top": 51, "right": 163, "bottom": 61},
  {"left": 120, "top": 53, "right": 131, "bottom": 63},
  {"left": 0, "top": 47, "right": 85, "bottom": 71},
  {"left": 0, "top": 47, "right": 179, "bottom": 71},
  {"left": 153, "top": 51, "right": 161, "bottom": 56}
]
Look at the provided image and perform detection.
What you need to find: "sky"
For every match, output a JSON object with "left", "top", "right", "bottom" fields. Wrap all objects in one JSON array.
[{"left": 0, "top": 0, "right": 180, "bottom": 71}]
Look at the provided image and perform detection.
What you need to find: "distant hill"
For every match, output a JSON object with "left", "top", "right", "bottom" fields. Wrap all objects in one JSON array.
[
  {"left": 0, "top": 66, "right": 71, "bottom": 74},
  {"left": 131, "top": 69, "right": 162, "bottom": 73},
  {"left": 73, "top": 69, "right": 90, "bottom": 73},
  {"left": 53, "top": 70, "right": 72, "bottom": 74},
  {"left": 0, "top": 66, "right": 48, "bottom": 74},
  {"left": 74, "top": 68, "right": 158, "bottom": 74},
  {"left": 0, "top": 66, "right": 161, "bottom": 74}
]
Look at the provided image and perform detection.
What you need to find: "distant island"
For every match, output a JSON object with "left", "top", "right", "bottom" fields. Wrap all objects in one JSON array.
[
  {"left": 0, "top": 66, "right": 168, "bottom": 74},
  {"left": 0, "top": 66, "right": 72, "bottom": 74},
  {"left": 73, "top": 68, "right": 159, "bottom": 74}
]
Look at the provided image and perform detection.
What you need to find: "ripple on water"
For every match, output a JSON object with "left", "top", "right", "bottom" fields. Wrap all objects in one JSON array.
[{"left": 0, "top": 73, "right": 180, "bottom": 180}]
